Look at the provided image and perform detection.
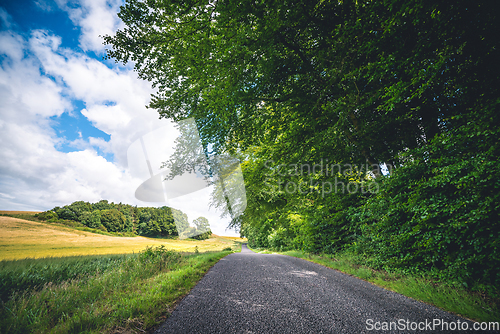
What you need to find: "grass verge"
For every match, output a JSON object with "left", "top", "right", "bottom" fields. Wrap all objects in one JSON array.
[
  {"left": 247, "top": 246, "right": 499, "bottom": 323},
  {"left": 0, "top": 246, "right": 232, "bottom": 333}
]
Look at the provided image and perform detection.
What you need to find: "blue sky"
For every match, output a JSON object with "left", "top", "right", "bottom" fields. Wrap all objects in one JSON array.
[
  {"left": 0, "top": 0, "right": 238, "bottom": 235},
  {"left": 2, "top": 0, "right": 113, "bottom": 157}
]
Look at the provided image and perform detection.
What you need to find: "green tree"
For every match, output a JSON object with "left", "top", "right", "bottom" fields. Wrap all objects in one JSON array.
[
  {"left": 54, "top": 206, "right": 76, "bottom": 221},
  {"left": 92, "top": 200, "right": 114, "bottom": 212},
  {"left": 80, "top": 210, "right": 103, "bottom": 229},
  {"left": 172, "top": 208, "right": 189, "bottom": 235},
  {"left": 193, "top": 216, "right": 210, "bottom": 232},
  {"left": 104, "top": 0, "right": 498, "bottom": 171},
  {"left": 100, "top": 209, "right": 127, "bottom": 232},
  {"left": 137, "top": 207, "right": 177, "bottom": 236},
  {"left": 193, "top": 216, "right": 211, "bottom": 240},
  {"left": 104, "top": 0, "right": 500, "bottom": 290},
  {"left": 36, "top": 210, "right": 58, "bottom": 221}
]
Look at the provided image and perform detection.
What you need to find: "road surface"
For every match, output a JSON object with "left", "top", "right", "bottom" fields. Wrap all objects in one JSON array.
[{"left": 155, "top": 245, "right": 491, "bottom": 333}]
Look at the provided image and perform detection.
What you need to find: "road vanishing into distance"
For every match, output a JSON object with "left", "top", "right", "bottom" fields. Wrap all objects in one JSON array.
[{"left": 155, "top": 245, "right": 491, "bottom": 334}]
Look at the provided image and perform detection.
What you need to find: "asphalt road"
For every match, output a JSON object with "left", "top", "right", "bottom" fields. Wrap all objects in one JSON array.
[{"left": 155, "top": 245, "right": 493, "bottom": 334}]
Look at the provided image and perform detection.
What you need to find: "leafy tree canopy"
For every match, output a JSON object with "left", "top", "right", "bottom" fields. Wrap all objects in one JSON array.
[
  {"left": 104, "top": 0, "right": 499, "bottom": 171},
  {"left": 104, "top": 0, "right": 500, "bottom": 291},
  {"left": 42, "top": 201, "right": 189, "bottom": 237}
]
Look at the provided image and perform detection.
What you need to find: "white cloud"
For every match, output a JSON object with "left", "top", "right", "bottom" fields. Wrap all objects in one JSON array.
[
  {"left": 28, "top": 28, "right": 156, "bottom": 166},
  {"left": 81, "top": 104, "right": 132, "bottom": 133},
  {"left": 35, "top": 0, "right": 56, "bottom": 12},
  {"left": 0, "top": 31, "right": 69, "bottom": 120},
  {"left": 55, "top": 149, "right": 140, "bottom": 203},
  {"left": 0, "top": 25, "right": 144, "bottom": 211},
  {"left": 0, "top": 5, "right": 239, "bottom": 236},
  {"left": 168, "top": 186, "right": 236, "bottom": 237},
  {"left": 88, "top": 136, "right": 113, "bottom": 153},
  {"left": 55, "top": 0, "right": 124, "bottom": 53},
  {"left": 0, "top": 29, "right": 24, "bottom": 59},
  {"left": 0, "top": 8, "right": 13, "bottom": 29}
]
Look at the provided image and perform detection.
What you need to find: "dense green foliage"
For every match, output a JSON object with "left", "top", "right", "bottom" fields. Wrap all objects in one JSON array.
[
  {"left": 37, "top": 200, "right": 211, "bottom": 238},
  {"left": 241, "top": 106, "right": 500, "bottom": 291},
  {"left": 351, "top": 109, "right": 500, "bottom": 288},
  {"left": 104, "top": 0, "right": 499, "bottom": 294},
  {"left": 192, "top": 217, "right": 212, "bottom": 240}
]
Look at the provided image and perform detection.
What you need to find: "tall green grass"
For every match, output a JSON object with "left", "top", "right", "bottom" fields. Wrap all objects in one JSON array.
[
  {"left": 0, "top": 246, "right": 231, "bottom": 333},
  {"left": 0, "top": 254, "right": 130, "bottom": 302}
]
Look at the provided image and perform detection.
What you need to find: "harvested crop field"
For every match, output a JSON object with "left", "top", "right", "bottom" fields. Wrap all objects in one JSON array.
[{"left": 0, "top": 215, "right": 241, "bottom": 260}]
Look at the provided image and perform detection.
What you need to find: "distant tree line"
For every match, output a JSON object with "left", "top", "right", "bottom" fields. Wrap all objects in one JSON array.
[{"left": 36, "top": 200, "right": 211, "bottom": 239}]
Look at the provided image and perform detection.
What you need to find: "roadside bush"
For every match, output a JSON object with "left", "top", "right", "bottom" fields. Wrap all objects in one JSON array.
[
  {"left": 350, "top": 108, "right": 500, "bottom": 291},
  {"left": 267, "top": 227, "right": 292, "bottom": 251},
  {"left": 138, "top": 245, "right": 181, "bottom": 273},
  {"left": 243, "top": 220, "right": 271, "bottom": 249}
]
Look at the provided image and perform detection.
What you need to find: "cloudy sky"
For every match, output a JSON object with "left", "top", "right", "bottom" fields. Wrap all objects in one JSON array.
[{"left": 0, "top": 0, "right": 239, "bottom": 236}]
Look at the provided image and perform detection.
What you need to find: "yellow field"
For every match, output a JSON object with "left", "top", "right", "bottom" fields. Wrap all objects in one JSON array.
[
  {"left": 0, "top": 215, "right": 246, "bottom": 260},
  {"left": 218, "top": 236, "right": 248, "bottom": 242}
]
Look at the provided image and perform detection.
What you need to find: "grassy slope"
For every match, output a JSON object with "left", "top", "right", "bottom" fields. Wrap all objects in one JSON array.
[
  {"left": 247, "top": 246, "right": 499, "bottom": 324},
  {"left": 0, "top": 214, "right": 244, "bottom": 260},
  {"left": 0, "top": 250, "right": 232, "bottom": 333},
  {"left": 0, "top": 212, "right": 245, "bottom": 333}
]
